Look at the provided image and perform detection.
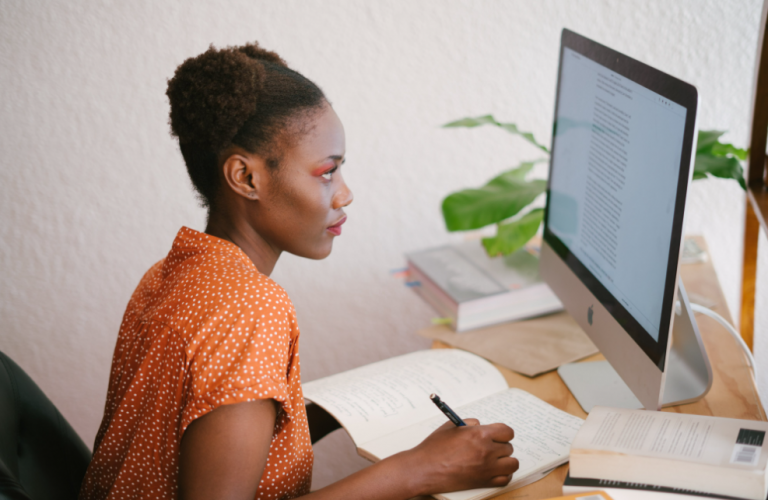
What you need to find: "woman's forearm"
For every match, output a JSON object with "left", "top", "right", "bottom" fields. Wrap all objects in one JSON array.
[
  {"left": 302, "top": 450, "right": 422, "bottom": 500},
  {"left": 304, "top": 420, "right": 518, "bottom": 499}
]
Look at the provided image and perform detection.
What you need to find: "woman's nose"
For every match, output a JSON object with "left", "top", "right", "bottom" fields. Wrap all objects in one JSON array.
[{"left": 332, "top": 180, "right": 353, "bottom": 209}]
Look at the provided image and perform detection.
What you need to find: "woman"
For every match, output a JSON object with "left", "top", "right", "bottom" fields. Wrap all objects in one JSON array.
[{"left": 79, "top": 42, "right": 519, "bottom": 500}]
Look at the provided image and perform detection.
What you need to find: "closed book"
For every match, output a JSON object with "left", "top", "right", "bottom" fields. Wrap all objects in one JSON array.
[
  {"left": 569, "top": 406, "right": 768, "bottom": 500},
  {"left": 405, "top": 241, "right": 562, "bottom": 332},
  {"left": 563, "top": 473, "right": 758, "bottom": 499}
]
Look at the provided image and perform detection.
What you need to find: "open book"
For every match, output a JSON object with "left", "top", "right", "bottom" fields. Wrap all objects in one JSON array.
[{"left": 302, "top": 349, "right": 584, "bottom": 500}]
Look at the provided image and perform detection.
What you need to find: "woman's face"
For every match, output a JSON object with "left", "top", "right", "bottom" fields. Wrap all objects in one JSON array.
[{"left": 251, "top": 104, "right": 352, "bottom": 260}]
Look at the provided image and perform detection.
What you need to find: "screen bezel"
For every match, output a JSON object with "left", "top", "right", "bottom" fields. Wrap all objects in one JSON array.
[{"left": 543, "top": 29, "right": 698, "bottom": 370}]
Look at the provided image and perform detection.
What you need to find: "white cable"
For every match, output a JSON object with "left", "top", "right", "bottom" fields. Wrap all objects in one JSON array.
[{"left": 690, "top": 303, "right": 755, "bottom": 372}]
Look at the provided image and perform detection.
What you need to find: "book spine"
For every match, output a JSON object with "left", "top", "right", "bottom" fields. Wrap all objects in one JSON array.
[
  {"left": 569, "top": 451, "right": 764, "bottom": 500},
  {"left": 406, "top": 262, "right": 460, "bottom": 327},
  {"left": 563, "top": 476, "right": 751, "bottom": 500}
]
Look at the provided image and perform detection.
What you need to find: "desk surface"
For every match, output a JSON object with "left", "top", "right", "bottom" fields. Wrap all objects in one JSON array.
[{"left": 430, "top": 238, "right": 765, "bottom": 499}]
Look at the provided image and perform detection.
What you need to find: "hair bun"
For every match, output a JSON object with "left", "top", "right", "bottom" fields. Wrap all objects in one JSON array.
[
  {"left": 236, "top": 43, "right": 287, "bottom": 66},
  {"left": 167, "top": 44, "right": 270, "bottom": 150}
]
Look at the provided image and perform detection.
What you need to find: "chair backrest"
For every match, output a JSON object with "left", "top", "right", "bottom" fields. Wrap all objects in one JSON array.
[
  {"left": 0, "top": 351, "right": 91, "bottom": 500},
  {"left": 741, "top": 0, "right": 768, "bottom": 347}
]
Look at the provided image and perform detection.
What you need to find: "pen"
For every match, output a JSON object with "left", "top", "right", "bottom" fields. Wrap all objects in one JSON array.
[{"left": 430, "top": 393, "right": 466, "bottom": 427}]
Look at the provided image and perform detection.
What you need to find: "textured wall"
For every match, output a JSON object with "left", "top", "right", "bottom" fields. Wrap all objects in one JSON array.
[{"left": 0, "top": 0, "right": 763, "bottom": 489}]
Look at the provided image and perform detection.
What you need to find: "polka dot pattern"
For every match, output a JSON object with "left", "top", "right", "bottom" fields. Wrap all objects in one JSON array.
[{"left": 79, "top": 227, "right": 313, "bottom": 500}]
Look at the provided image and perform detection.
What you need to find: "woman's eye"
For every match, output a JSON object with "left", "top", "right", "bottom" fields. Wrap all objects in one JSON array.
[{"left": 321, "top": 166, "right": 338, "bottom": 181}]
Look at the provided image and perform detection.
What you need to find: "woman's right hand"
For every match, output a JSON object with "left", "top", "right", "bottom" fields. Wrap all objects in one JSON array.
[{"left": 400, "top": 418, "right": 519, "bottom": 496}]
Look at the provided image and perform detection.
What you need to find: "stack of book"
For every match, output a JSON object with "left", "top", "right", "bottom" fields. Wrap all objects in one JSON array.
[
  {"left": 405, "top": 241, "right": 562, "bottom": 332},
  {"left": 565, "top": 406, "right": 768, "bottom": 500}
]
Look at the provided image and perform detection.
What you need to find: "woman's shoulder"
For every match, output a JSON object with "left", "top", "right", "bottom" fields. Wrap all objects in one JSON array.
[
  {"left": 223, "top": 264, "right": 297, "bottom": 325},
  {"left": 121, "top": 258, "right": 167, "bottom": 319},
  {"left": 159, "top": 230, "right": 288, "bottom": 301},
  {"left": 164, "top": 248, "right": 297, "bottom": 336},
  {"left": 199, "top": 250, "right": 293, "bottom": 307}
]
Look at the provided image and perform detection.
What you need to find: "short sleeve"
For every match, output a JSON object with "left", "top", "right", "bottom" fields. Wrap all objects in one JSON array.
[{"left": 179, "top": 296, "right": 296, "bottom": 439}]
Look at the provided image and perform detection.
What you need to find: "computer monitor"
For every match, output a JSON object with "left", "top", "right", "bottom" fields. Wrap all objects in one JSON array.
[{"left": 540, "top": 29, "right": 712, "bottom": 412}]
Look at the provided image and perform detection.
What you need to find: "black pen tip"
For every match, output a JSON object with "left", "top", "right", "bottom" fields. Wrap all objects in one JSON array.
[{"left": 430, "top": 393, "right": 438, "bottom": 401}]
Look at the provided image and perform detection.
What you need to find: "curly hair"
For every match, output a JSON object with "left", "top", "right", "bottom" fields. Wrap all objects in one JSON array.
[{"left": 166, "top": 42, "right": 326, "bottom": 209}]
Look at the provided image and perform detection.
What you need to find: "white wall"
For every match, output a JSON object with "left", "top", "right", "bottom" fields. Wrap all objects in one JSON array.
[{"left": 0, "top": 0, "right": 763, "bottom": 488}]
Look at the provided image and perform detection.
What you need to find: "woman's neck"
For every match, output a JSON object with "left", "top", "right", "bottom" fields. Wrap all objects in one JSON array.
[{"left": 205, "top": 208, "right": 281, "bottom": 276}]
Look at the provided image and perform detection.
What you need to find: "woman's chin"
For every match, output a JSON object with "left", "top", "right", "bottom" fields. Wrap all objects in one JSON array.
[{"left": 289, "top": 240, "right": 334, "bottom": 261}]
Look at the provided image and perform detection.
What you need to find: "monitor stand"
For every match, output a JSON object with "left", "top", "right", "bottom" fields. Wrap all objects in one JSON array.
[{"left": 558, "top": 280, "right": 713, "bottom": 412}]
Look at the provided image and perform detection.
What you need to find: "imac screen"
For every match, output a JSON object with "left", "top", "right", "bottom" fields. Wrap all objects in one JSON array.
[{"left": 546, "top": 47, "right": 688, "bottom": 356}]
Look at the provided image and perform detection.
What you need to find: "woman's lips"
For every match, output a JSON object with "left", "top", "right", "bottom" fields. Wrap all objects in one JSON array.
[{"left": 327, "top": 216, "right": 347, "bottom": 236}]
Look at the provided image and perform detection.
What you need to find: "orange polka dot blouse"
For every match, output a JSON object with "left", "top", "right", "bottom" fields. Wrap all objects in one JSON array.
[{"left": 80, "top": 227, "right": 313, "bottom": 500}]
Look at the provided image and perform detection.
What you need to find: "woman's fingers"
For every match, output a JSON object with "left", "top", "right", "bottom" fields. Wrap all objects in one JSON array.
[
  {"left": 485, "top": 422, "right": 515, "bottom": 442},
  {"left": 493, "top": 441, "right": 514, "bottom": 458},
  {"left": 489, "top": 474, "right": 514, "bottom": 487},
  {"left": 494, "top": 456, "right": 520, "bottom": 475},
  {"left": 485, "top": 457, "right": 520, "bottom": 487}
]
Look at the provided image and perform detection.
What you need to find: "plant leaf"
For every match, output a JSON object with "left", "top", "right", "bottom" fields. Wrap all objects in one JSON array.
[
  {"left": 691, "top": 170, "right": 708, "bottom": 181},
  {"left": 442, "top": 164, "right": 547, "bottom": 231},
  {"left": 711, "top": 142, "right": 748, "bottom": 160},
  {"left": 443, "top": 115, "right": 499, "bottom": 128},
  {"left": 692, "top": 130, "right": 747, "bottom": 190},
  {"left": 696, "top": 130, "right": 748, "bottom": 159},
  {"left": 443, "top": 114, "right": 550, "bottom": 153},
  {"left": 693, "top": 153, "right": 746, "bottom": 190},
  {"left": 481, "top": 209, "right": 544, "bottom": 256},
  {"left": 696, "top": 130, "right": 725, "bottom": 154},
  {"left": 486, "top": 161, "right": 542, "bottom": 186}
]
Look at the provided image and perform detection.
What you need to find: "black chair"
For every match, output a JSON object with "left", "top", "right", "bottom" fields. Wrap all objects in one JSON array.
[{"left": 0, "top": 351, "right": 91, "bottom": 500}]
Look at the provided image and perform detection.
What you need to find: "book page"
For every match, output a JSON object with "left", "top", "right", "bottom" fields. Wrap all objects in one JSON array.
[
  {"left": 302, "top": 349, "right": 508, "bottom": 445},
  {"left": 361, "top": 388, "right": 584, "bottom": 500},
  {"left": 572, "top": 406, "right": 768, "bottom": 470}
]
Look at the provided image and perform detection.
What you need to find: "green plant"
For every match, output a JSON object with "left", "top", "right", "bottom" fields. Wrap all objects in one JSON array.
[{"left": 441, "top": 115, "right": 748, "bottom": 257}]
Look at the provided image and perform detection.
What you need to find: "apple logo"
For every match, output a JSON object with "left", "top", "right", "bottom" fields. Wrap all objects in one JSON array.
[{"left": 587, "top": 305, "right": 594, "bottom": 326}]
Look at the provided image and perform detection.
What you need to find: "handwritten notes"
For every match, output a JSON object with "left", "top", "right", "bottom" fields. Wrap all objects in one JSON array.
[{"left": 363, "top": 388, "right": 583, "bottom": 472}]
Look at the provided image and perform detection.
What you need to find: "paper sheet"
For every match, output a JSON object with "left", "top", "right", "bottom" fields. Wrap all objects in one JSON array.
[{"left": 418, "top": 312, "right": 598, "bottom": 377}]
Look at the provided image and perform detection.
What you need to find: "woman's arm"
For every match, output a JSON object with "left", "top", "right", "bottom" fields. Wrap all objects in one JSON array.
[
  {"left": 179, "top": 401, "right": 518, "bottom": 500},
  {"left": 178, "top": 400, "right": 277, "bottom": 500}
]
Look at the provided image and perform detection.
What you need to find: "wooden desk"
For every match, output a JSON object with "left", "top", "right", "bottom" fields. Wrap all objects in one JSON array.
[{"left": 430, "top": 239, "right": 765, "bottom": 499}]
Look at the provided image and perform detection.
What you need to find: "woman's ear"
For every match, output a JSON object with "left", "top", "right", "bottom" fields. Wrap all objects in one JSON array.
[{"left": 220, "top": 151, "right": 267, "bottom": 201}]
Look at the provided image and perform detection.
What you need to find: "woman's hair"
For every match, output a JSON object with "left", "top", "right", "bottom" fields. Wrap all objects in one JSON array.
[{"left": 166, "top": 42, "right": 326, "bottom": 209}]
